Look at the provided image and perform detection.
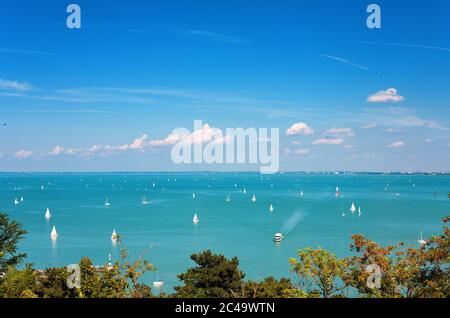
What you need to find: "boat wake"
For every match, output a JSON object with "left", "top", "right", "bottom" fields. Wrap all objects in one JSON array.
[{"left": 281, "top": 209, "right": 306, "bottom": 235}]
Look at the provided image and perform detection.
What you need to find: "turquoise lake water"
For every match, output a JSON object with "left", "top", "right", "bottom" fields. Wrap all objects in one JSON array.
[{"left": 1, "top": 172, "right": 448, "bottom": 292}]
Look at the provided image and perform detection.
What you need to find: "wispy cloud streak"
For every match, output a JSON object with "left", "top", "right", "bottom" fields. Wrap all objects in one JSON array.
[
  {"left": 187, "top": 30, "right": 246, "bottom": 44},
  {"left": 0, "top": 47, "right": 52, "bottom": 55},
  {"left": 361, "top": 41, "right": 450, "bottom": 53},
  {"left": 318, "top": 53, "right": 369, "bottom": 71}
]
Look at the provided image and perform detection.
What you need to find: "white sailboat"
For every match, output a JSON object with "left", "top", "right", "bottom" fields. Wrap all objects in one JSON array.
[
  {"left": 104, "top": 197, "right": 111, "bottom": 207},
  {"left": 335, "top": 186, "right": 340, "bottom": 197},
  {"left": 45, "top": 208, "right": 52, "bottom": 220},
  {"left": 225, "top": 194, "right": 231, "bottom": 202},
  {"left": 142, "top": 195, "right": 149, "bottom": 205},
  {"left": 193, "top": 213, "right": 199, "bottom": 224},
  {"left": 269, "top": 204, "right": 274, "bottom": 212},
  {"left": 41, "top": 185, "right": 44, "bottom": 190},
  {"left": 111, "top": 229, "right": 118, "bottom": 242},
  {"left": 192, "top": 192, "right": 196, "bottom": 199},
  {"left": 358, "top": 206, "right": 362, "bottom": 216},
  {"left": 20, "top": 196, "right": 24, "bottom": 202},
  {"left": 153, "top": 280, "right": 164, "bottom": 289},
  {"left": 243, "top": 188, "right": 247, "bottom": 194},
  {"left": 251, "top": 194, "right": 256, "bottom": 202},
  {"left": 418, "top": 231, "right": 426, "bottom": 245},
  {"left": 14, "top": 198, "right": 20, "bottom": 205},
  {"left": 153, "top": 271, "right": 164, "bottom": 289},
  {"left": 350, "top": 202, "right": 356, "bottom": 213},
  {"left": 300, "top": 190, "right": 304, "bottom": 197},
  {"left": 50, "top": 226, "right": 58, "bottom": 239}
]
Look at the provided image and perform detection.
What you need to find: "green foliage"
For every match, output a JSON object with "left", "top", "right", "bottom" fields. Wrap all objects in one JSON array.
[
  {"left": 119, "top": 244, "right": 155, "bottom": 298},
  {"left": 0, "top": 264, "right": 36, "bottom": 298},
  {"left": 412, "top": 216, "right": 450, "bottom": 297},
  {"left": 289, "top": 248, "right": 349, "bottom": 298},
  {"left": 347, "top": 216, "right": 450, "bottom": 298},
  {"left": 174, "top": 250, "right": 245, "bottom": 298},
  {"left": 0, "top": 213, "right": 27, "bottom": 271},
  {"left": 244, "top": 277, "right": 299, "bottom": 298},
  {"left": 34, "top": 267, "right": 77, "bottom": 298}
]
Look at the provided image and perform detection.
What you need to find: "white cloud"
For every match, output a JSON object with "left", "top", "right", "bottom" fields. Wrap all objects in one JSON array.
[
  {"left": 286, "top": 122, "right": 314, "bottom": 136},
  {"left": 149, "top": 133, "right": 185, "bottom": 146},
  {"left": 15, "top": 150, "right": 33, "bottom": 159},
  {"left": 312, "top": 138, "right": 344, "bottom": 145},
  {"left": 65, "top": 148, "right": 79, "bottom": 155},
  {"left": 396, "top": 116, "right": 446, "bottom": 130},
  {"left": 50, "top": 145, "right": 82, "bottom": 155},
  {"left": 86, "top": 145, "right": 103, "bottom": 153},
  {"left": 324, "top": 127, "right": 354, "bottom": 137},
  {"left": 425, "top": 138, "right": 432, "bottom": 143},
  {"left": 344, "top": 144, "right": 355, "bottom": 150},
  {"left": 294, "top": 148, "right": 311, "bottom": 155},
  {"left": 387, "top": 141, "right": 405, "bottom": 148},
  {"left": 361, "top": 123, "right": 377, "bottom": 129},
  {"left": 104, "top": 144, "right": 129, "bottom": 152},
  {"left": 50, "top": 146, "right": 65, "bottom": 155},
  {"left": 0, "top": 78, "right": 33, "bottom": 91},
  {"left": 367, "top": 88, "right": 405, "bottom": 103},
  {"left": 47, "top": 123, "right": 231, "bottom": 158},
  {"left": 149, "top": 123, "right": 225, "bottom": 147},
  {"left": 129, "top": 134, "right": 148, "bottom": 150}
]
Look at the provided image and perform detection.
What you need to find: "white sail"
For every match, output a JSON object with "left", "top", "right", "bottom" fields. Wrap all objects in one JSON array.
[
  {"left": 418, "top": 231, "right": 426, "bottom": 245},
  {"left": 50, "top": 226, "right": 58, "bottom": 238},
  {"left": 105, "top": 197, "right": 110, "bottom": 207},
  {"left": 14, "top": 198, "right": 19, "bottom": 205},
  {"left": 269, "top": 204, "right": 274, "bottom": 212},
  {"left": 192, "top": 192, "right": 196, "bottom": 199},
  {"left": 335, "top": 186, "right": 340, "bottom": 197},
  {"left": 300, "top": 190, "right": 304, "bottom": 197},
  {"left": 153, "top": 281, "right": 164, "bottom": 289},
  {"left": 358, "top": 207, "right": 361, "bottom": 216},
  {"left": 111, "top": 229, "right": 118, "bottom": 241},
  {"left": 226, "top": 194, "right": 231, "bottom": 202},
  {"left": 243, "top": 188, "right": 247, "bottom": 194},
  {"left": 251, "top": 194, "right": 256, "bottom": 202},
  {"left": 350, "top": 202, "right": 356, "bottom": 213},
  {"left": 41, "top": 185, "right": 44, "bottom": 190},
  {"left": 20, "top": 196, "right": 24, "bottom": 202},
  {"left": 45, "top": 208, "right": 52, "bottom": 220},
  {"left": 193, "top": 213, "right": 199, "bottom": 224}
]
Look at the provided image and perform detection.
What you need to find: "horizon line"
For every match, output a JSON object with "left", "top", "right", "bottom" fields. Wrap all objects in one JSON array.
[{"left": 0, "top": 170, "right": 449, "bottom": 174}]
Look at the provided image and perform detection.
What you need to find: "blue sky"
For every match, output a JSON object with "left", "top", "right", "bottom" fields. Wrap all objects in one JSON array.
[{"left": 0, "top": 0, "right": 449, "bottom": 172}]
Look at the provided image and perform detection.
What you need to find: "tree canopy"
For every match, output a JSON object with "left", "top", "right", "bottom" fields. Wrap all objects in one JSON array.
[{"left": 0, "top": 213, "right": 27, "bottom": 272}]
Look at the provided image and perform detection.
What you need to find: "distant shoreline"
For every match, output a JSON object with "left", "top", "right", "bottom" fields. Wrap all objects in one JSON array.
[{"left": 1, "top": 171, "right": 449, "bottom": 175}]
